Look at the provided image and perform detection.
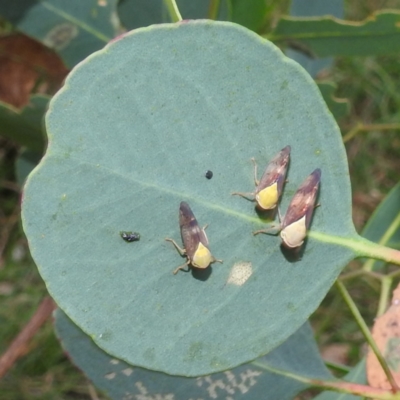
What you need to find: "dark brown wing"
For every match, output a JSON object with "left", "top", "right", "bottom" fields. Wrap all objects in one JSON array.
[
  {"left": 281, "top": 169, "right": 321, "bottom": 229},
  {"left": 179, "top": 201, "right": 208, "bottom": 260},
  {"left": 256, "top": 145, "right": 291, "bottom": 195}
]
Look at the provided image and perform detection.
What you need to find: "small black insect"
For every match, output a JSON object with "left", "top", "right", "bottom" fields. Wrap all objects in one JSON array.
[
  {"left": 205, "top": 170, "right": 213, "bottom": 179},
  {"left": 120, "top": 231, "right": 141, "bottom": 242}
]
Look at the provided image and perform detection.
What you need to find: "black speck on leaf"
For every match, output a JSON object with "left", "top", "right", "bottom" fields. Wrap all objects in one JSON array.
[{"left": 120, "top": 231, "right": 140, "bottom": 242}]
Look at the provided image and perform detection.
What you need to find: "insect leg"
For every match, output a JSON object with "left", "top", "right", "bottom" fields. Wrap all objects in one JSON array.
[
  {"left": 231, "top": 191, "right": 256, "bottom": 201},
  {"left": 251, "top": 157, "right": 259, "bottom": 186},
  {"left": 173, "top": 260, "right": 190, "bottom": 275},
  {"left": 277, "top": 207, "right": 283, "bottom": 223},
  {"left": 231, "top": 158, "right": 259, "bottom": 200},
  {"left": 165, "top": 238, "right": 186, "bottom": 256},
  {"left": 253, "top": 225, "right": 280, "bottom": 236}
]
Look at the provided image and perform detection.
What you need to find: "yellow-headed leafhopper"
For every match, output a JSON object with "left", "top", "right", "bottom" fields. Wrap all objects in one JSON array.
[
  {"left": 254, "top": 168, "right": 321, "bottom": 248},
  {"left": 232, "top": 145, "right": 291, "bottom": 210},
  {"left": 165, "top": 201, "right": 223, "bottom": 274}
]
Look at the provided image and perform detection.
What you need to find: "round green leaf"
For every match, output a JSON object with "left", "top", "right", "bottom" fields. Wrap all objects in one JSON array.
[
  {"left": 22, "top": 21, "right": 357, "bottom": 376},
  {"left": 55, "top": 310, "right": 332, "bottom": 400}
]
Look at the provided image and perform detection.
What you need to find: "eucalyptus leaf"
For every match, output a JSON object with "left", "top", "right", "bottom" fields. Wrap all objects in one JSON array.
[
  {"left": 0, "top": 0, "right": 37, "bottom": 22},
  {"left": 22, "top": 21, "right": 357, "bottom": 376},
  {"left": 0, "top": 0, "right": 117, "bottom": 68},
  {"left": 290, "top": 0, "right": 343, "bottom": 19},
  {"left": 0, "top": 95, "right": 48, "bottom": 152},
  {"left": 270, "top": 11, "right": 400, "bottom": 57},
  {"left": 230, "top": 0, "right": 267, "bottom": 32},
  {"left": 55, "top": 309, "right": 332, "bottom": 400},
  {"left": 285, "top": 1, "right": 349, "bottom": 122},
  {"left": 286, "top": 0, "right": 344, "bottom": 78}
]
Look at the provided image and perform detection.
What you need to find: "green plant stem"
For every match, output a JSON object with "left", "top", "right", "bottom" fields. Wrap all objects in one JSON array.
[
  {"left": 377, "top": 276, "right": 392, "bottom": 317},
  {"left": 309, "top": 232, "right": 400, "bottom": 266},
  {"left": 340, "top": 269, "right": 383, "bottom": 281},
  {"left": 163, "top": 0, "right": 182, "bottom": 22},
  {"left": 252, "top": 360, "right": 399, "bottom": 399},
  {"left": 389, "top": 269, "right": 400, "bottom": 279},
  {"left": 342, "top": 122, "right": 362, "bottom": 143},
  {"left": 324, "top": 360, "right": 351, "bottom": 374},
  {"left": 339, "top": 269, "right": 392, "bottom": 318},
  {"left": 335, "top": 280, "right": 399, "bottom": 393},
  {"left": 364, "top": 212, "right": 400, "bottom": 272},
  {"left": 208, "top": 0, "right": 220, "bottom": 20},
  {"left": 343, "top": 122, "right": 400, "bottom": 143},
  {"left": 363, "top": 258, "right": 380, "bottom": 273}
]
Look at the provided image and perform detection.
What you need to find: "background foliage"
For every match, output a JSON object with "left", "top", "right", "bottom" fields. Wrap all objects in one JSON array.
[{"left": 0, "top": 0, "right": 399, "bottom": 399}]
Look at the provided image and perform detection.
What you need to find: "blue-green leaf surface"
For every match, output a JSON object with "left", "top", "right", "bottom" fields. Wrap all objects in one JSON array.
[
  {"left": 55, "top": 309, "right": 332, "bottom": 400},
  {"left": 270, "top": 11, "right": 400, "bottom": 57},
  {"left": 286, "top": 0, "right": 344, "bottom": 78},
  {"left": 22, "top": 21, "right": 357, "bottom": 376},
  {"left": 285, "top": 1, "right": 349, "bottom": 122},
  {"left": 0, "top": 0, "right": 117, "bottom": 68}
]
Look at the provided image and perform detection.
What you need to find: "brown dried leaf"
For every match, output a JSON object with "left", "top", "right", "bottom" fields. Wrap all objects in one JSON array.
[
  {"left": 0, "top": 33, "right": 68, "bottom": 108},
  {"left": 321, "top": 343, "right": 350, "bottom": 365},
  {"left": 367, "top": 283, "right": 400, "bottom": 389}
]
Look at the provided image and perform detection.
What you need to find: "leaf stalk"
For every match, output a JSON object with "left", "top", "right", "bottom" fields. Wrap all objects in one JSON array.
[
  {"left": 335, "top": 280, "right": 399, "bottom": 393},
  {"left": 207, "top": 0, "right": 221, "bottom": 20},
  {"left": 252, "top": 360, "right": 400, "bottom": 399},
  {"left": 377, "top": 276, "right": 392, "bottom": 318},
  {"left": 343, "top": 122, "right": 400, "bottom": 143},
  {"left": 163, "top": 0, "right": 183, "bottom": 22},
  {"left": 309, "top": 231, "right": 400, "bottom": 266}
]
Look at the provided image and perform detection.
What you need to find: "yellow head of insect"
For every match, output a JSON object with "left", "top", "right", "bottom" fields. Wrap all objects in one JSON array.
[
  {"left": 256, "top": 182, "right": 279, "bottom": 210},
  {"left": 192, "top": 242, "right": 214, "bottom": 269},
  {"left": 280, "top": 215, "right": 307, "bottom": 248}
]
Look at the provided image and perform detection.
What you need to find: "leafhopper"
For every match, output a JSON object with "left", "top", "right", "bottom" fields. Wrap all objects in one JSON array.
[
  {"left": 254, "top": 168, "right": 321, "bottom": 249},
  {"left": 165, "top": 202, "right": 223, "bottom": 274},
  {"left": 232, "top": 145, "right": 291, "bottom": 210}
]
